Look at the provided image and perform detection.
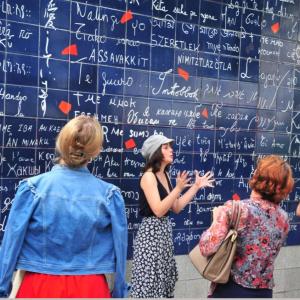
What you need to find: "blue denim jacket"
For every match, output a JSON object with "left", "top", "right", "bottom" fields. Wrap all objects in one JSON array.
[{"left": 0, "top": 164, "right": 128, "bottom": 297}]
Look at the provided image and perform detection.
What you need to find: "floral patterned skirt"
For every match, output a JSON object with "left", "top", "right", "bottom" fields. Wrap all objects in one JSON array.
[{"left": 130, "top": 216, "right": 178, "bottom": 298}]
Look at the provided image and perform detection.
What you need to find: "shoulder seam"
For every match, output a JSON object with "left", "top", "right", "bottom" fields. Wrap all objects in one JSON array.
[
  {"left": 105, "top": 185, "right": 120, "bottom": 204},
  {"left": 25, "top": 178, "right": 41, "bottom": 202}
]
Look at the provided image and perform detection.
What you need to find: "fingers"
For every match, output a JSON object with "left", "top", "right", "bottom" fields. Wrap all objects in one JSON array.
[
  {"left": 192, "top": 170, "right": 215, "bottom": 188},
  {"left": 177, "top": 171, "right": 187, "bottom": 181},
  {"left": 207, "top": 180, "right": 215, "bottom": 188},
  {"left": 176, "top": 171, "right": 192, "bottom": 190},
  {"left": 184, "top": 183, "right": 193, "bottom": 188},
  {"left": 177, "top": 170, "right": 189, "bottom": 180},
  {"left": 180, "top": 170, "right": 188, "bottom": 177},
  {"left": 206, "top": 172, "right": 215, "bottom": 186},
  {"left": 195, "top": 170, "right": 214, "bottom": 179},
  {"left": 185, "top": 177, "right": 191, "bottom": 185},
  {"left": 203, "top": 171, "right": 214, "bottom": 179},
  {"left": 178, "top": 170, "right": 215, "bottom": 188},
  {"left": 205, "top": 180, "right": 215, "bottom": 187},
  {"left": 181, "top": 171, "right": 191, "bottom": 185}
]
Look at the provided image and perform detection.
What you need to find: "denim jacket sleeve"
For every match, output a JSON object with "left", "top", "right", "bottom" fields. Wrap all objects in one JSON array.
[
  {"left": 0, "top": 180, "right": 38, "bottom": 297},
  {"left": 106, "top": 187, "right": 128, "bottom": 298}
]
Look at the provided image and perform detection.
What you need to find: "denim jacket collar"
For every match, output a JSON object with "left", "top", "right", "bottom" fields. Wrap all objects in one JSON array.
[{"left": 52, "top": 164, "right": 90, "bottom": 174}]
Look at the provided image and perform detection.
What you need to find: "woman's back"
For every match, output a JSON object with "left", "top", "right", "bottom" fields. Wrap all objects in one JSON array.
[
  {"left": 16, "top": 164, "right": 124, "bottom": 274},
  {"left": 233, "top": 199, "right": 289, "bottom": 289},
  {"left": 200, "top": 155, "right": 293, "bottom": 298},
  {"left": 200, "top": 199, "right": 289, "bottom": 289}
]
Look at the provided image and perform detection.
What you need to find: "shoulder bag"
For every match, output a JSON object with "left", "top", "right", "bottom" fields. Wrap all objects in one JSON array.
[{"left": 188, "top": 200, "right": 242, "bottom": 283}]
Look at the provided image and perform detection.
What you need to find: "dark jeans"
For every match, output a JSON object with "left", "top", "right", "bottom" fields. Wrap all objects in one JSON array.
[{"left": 210, "top": 278, "right": 273, "bottom": 298}]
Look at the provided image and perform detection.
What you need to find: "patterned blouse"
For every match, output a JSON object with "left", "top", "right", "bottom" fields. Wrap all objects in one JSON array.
[{"left": 199, "top": 198, "right": 289, "bottom": 292}]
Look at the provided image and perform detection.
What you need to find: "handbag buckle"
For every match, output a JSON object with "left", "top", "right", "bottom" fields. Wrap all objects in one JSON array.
[{"left": 231, "top": 231, "right": 237, "bottom": 242}]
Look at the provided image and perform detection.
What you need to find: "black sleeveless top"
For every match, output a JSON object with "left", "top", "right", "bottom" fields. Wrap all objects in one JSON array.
[{"left": 139, "top": 171, "right": 173, "bottom": 217}]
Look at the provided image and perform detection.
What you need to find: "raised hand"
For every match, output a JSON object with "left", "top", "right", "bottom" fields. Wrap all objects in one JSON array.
[
  {"left": 193, "top": 170, "right": 215, "bottom": 189},
  {"left": 175, "top": 171, "right": 191, "bottom": 191}
]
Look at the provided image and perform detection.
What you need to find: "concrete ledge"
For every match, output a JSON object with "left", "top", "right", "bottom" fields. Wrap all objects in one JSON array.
[{"left": 126, "top": 245, "right": 300, "bottom": 297}]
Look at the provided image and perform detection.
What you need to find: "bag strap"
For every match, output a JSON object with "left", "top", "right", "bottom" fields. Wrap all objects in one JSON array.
[{"left": 229, "top": 201, "right": 242, "bottom": 230}]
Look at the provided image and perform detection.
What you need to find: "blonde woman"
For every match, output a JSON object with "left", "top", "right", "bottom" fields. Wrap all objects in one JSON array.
[{"left": 0, "top": 116, "right": 128, "bottom": 298}]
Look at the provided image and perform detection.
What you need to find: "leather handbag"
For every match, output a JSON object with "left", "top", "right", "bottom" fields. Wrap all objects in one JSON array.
[{"left": 189, "top": 201, "right": 242, "bottom": 284}]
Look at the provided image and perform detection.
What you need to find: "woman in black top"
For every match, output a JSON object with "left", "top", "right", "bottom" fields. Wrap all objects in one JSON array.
[{"left": 130, "top": 134, "right": 214, "bottom": 298}]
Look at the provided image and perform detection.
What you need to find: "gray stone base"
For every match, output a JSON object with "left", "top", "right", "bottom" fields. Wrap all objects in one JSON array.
[{"left": 124, "top": 245, "right": 300, "bottom": 298}]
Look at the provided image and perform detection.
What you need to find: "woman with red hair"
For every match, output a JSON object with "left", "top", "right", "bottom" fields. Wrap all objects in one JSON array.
[{"left": 199, "top": 155, "right": 294, "bottom": 298}]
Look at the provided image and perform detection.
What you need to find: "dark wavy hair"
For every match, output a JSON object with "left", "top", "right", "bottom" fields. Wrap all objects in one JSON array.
[
  {"left": 249, "top": 155, "right": 294, "bottom": 204},
  {"left": 142, "top": 143, "right": 172, "bottom": 173}
]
